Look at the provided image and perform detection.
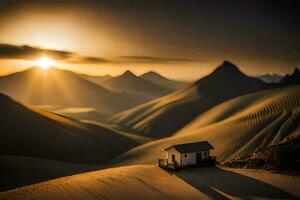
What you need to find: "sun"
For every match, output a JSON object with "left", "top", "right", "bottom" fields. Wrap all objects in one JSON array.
[{"left": 35, "top": 57, "right": 55, "bottom": 69}]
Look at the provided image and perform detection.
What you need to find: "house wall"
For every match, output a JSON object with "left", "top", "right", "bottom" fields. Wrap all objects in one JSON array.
[
  {"left": 181, "top": 152, "right": 197, "bottom": 166},
  {"left": 181, "top": 150, "right": 210, "bottom": 167},
  {"left": 166, "top": 147, "right": 181, "bottom": 165},
  {"left": 165, "top": 148, "right": 211, "bottom": 167}
]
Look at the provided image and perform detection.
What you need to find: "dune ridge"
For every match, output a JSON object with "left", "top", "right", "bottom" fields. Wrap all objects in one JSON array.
[
  {"left": 111, "top": 85, "right": 300, "bottom": 165},
  {"left": 0, "top": 165, "right": 204, "bottom": 200}
]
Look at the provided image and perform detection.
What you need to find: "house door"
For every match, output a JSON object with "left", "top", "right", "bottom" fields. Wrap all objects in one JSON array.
[
  {"left": 171, "top": 154, "right": 176, "bottom": 162},
  {"left": 196, "top": 152, "right": 202, "bottom": 164}
]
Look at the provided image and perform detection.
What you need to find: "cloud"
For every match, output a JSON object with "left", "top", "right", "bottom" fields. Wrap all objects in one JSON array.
[
  {"left": 0, "top": 43, "right": 72, "bottom": 60},
  {"left": 69, "top": 56, "right": 112, "bottom": 64},
  {"left": 0, "top": 43, "right": 111, "bottom": 63},
  {"left": 0, "top": 43, "right": 203, "bottom": 65},
  {"left": 118, "top": 55, "right": 201, "bottom": 64}
]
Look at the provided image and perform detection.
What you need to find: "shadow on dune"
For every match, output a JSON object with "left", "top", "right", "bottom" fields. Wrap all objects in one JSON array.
[{"left": 174, "top": 167, "right": 297, "bottom": 199}]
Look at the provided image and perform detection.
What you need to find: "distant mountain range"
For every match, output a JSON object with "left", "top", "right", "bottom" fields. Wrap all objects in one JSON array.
[
  {"left": 140, "top": 71, "right": 187, "bottom": 90},
  {"left": 258, "top": 73, "right": 283, "bottom": 83},
  {"left": 110, "top": 61, "right": 300, "bottom": 138},
  {"left": 280, "top": 68, "right": 300, "bottom": 86},
  {"left": 100, "top": 70, "right": 173, "bottom": 100},
  {"left": 0, "top": 68, "right": 147, "bottom": 117},
  {"left": 80, "top": 74, "right": 113, "bottom": 85},
  {"left": 82, "top": 71, "right": 187, "bottom": 91}
]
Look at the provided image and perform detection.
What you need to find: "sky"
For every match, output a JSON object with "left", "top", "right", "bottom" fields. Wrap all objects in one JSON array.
[{"left": 0, "top": 0, "right": 299, "bottom": 81}]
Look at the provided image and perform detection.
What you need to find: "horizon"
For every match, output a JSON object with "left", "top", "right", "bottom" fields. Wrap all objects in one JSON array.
[
  {"left": 1, "top": 0, "right": 299, "bottom": 81},
  {"left": 0, "top": 60, "right": 298, "bottom": 82}
]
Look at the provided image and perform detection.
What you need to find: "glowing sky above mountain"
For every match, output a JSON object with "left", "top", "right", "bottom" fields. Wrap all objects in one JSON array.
[{"left": 0, "top": 0, "right": 299, "bottom": 80}]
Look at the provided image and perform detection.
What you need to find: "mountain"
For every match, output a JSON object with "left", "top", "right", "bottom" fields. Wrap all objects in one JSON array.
[
  {"left": 102, "top": 70, "right": 173, "bottom": 99},
  {"left": 80, "top": 74, "right": 113, "bottom": 85},
  {"left": 258, "top": 73, "right": 283, "bottom": 83},
  {"left": 0, "top": 67, "right": 145, "bottom": 117},
  {"left": 112, "top": 85, "right": 300, "bottom": 165},
  {"left": 140, "top": 71, "right": 188, "bottom": 90},
  {"left": 0, "top": 92, "right": 138, "bottom": 164},
  {"left": 280, "top": 68, "right": 300, "bottom": 86},
  {"left": 110, "top": 61, "right": 271, "bottom": 138}
]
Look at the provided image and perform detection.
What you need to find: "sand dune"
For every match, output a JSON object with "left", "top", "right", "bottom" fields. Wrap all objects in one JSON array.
[
  {"left": 0, "top": 165, "right": 205, "bottom": 200},
  {"left": 110, "top": 61, "right": 271, "bottom": 138},
  {"left": 0, "top": 155, "right": 94, "bottom": 191},
  {"left": 112, "top": 85, "right": 300, "bottom": 165},
  {"left": 1, "top": 165, "right": 299, "bottom": 200},
  {"left": 0, "top": 93, "right": 139, "bottom": 164},
  {"left": 0, "top": 68, "right": 145, "bottom": 116}
]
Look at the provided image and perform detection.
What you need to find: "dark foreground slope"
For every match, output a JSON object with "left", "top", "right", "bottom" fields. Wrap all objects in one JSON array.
[{"left": 0, "top": 92, "right": 141, "bottom": 190}]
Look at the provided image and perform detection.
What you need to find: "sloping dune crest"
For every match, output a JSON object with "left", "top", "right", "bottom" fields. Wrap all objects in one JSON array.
[
  {"left": 0, "top": 93, "right": 138, "bottom": 164},
  {"left": 0, "top": 165, "right": 204, "bottom": 200},
  {"left": 0, "top": 155, "right": 93, "bottom": 192},
  {"left": 112, "top": 85, "right": 300, "bottom": 165}
]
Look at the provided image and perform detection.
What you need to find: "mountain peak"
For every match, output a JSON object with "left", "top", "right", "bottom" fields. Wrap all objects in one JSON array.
[
  {"left": 212, "top": 60, "right": 243, "bottom": 76},
  {"left": 292, "top": 68, "right": 300, "bottom": 76},
  {"left": 121, "top": 70, "right": 136, "bottom": 78},
  {"left": 141, "top": 71, "right": 164, "bottom": 78}
]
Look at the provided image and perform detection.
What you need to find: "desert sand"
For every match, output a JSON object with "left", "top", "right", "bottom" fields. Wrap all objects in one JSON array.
[
  {"left": 0, "top": 92, "right": 140, "bottom": 190},
  {"left": 1, "top": 165, "right": 299, "bottom": 200},
  {"left": 112, "top": 85, "right": 300, "bottom": 165}
]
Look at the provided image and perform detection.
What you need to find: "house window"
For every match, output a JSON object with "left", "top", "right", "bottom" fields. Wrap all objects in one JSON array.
[{"left": 184, "top": 154, "right": 187, "bottom": 158}]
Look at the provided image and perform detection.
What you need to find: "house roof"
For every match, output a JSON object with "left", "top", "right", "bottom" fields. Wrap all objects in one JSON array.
[{"left": 164, "top": 141, "right": 214, "bottom": 153}]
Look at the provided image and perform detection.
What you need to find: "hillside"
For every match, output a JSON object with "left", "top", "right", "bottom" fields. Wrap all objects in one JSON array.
[
  {"left": 0, "top": 68, "right": 144, "bottom": 117},
  {"left": 110, "top": 61, "right": 271, "bottom": 138},
  {"left": 140, "top": 71, "right": 188, "bottom": 90},
  {"left": 0, "top": 92, "right": 139, "bottom": 164},
  {"left": 224, "top": 134, "right": 300, "bottom": 170},
  {"left": 102, "top": 70, "right": 173, "bottom": 100},
  {"left": 112, "top": 85, "right": 300, "bottom": 166},
  {"left": 0, "top": 165, "right": 204, "bottom": 200},
  {"left": 80, "top": 74, "right": 112, "bottom": 85},
  {"left": 0, "top": 155, "right": 93, "bottom": 191},
  {"left": 2, "top": 165, "right": 299, "bottom": 200},
  {"left": 258, "top": 73, "right": 283, "bottom": 83},
  {"left": 280, "top": 68, "right": 300, "bottom": 86}
]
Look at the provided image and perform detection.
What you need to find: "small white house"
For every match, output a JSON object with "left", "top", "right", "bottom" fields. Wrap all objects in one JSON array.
[{"left": 160, "top": 141, "right": 214, "bottom": 168}]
